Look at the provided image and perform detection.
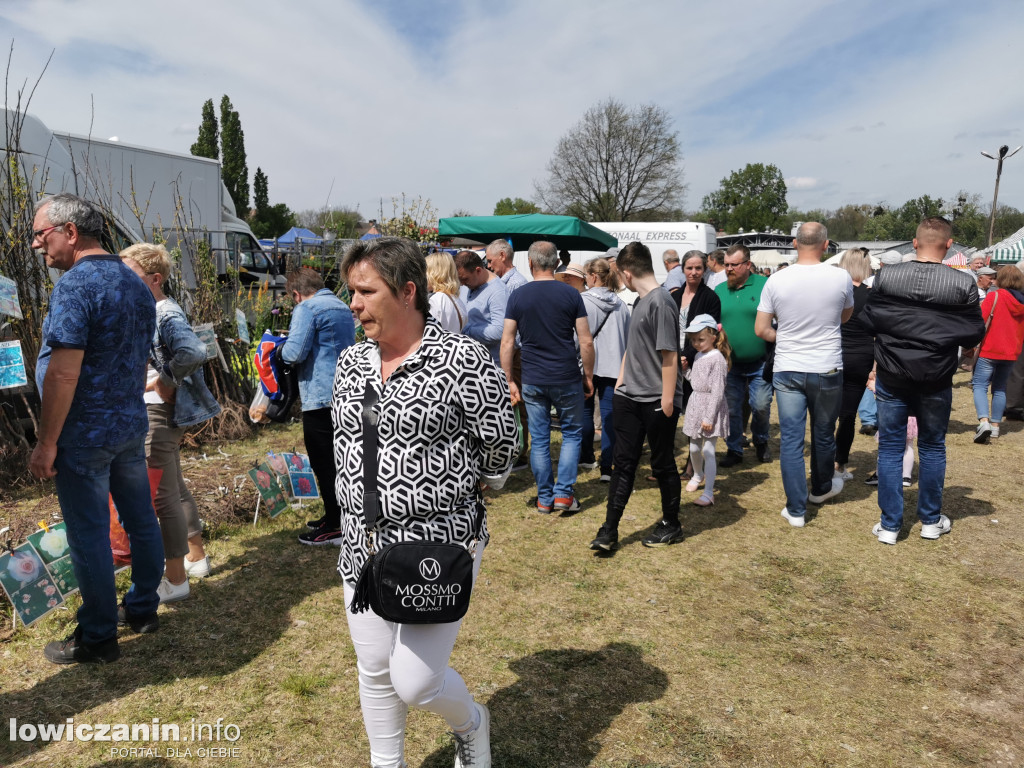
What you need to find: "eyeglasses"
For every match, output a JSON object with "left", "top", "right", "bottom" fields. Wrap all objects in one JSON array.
[
  {"left": 723, "top": 261, "right": 750, "bottom": 270},
  {"left": 31, "top": 224, "right": 64, "bottom": 240}
]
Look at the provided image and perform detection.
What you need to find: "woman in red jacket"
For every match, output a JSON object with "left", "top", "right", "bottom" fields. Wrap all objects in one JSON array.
[{"left": 973, "top": 266, "right": 1024, "bottom": 443}]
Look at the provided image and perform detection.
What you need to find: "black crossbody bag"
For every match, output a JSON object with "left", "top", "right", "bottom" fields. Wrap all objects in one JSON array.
[{"left": 348, "top": 385, "right": 480, "bottom": 624}]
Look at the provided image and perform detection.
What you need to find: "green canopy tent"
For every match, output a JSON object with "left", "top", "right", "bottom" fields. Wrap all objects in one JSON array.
[{"left": 437, "top": 214, "right": 618, "bottom": 252}]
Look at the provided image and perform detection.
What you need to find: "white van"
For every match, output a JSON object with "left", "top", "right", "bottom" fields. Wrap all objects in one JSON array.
[{"left": 511, "top": 221, "right": 717, "bottom": 283}]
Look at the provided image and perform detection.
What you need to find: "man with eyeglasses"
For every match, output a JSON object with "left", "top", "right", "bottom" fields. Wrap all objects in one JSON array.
[
  {"left": 714, "top": 244, "right": 774, "bottom": 466},
  {"left": 29, "top": 193, "right": 164, "bottom": 664}
]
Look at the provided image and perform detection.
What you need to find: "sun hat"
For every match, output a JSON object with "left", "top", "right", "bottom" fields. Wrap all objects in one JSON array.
[{"left": 564, "top": 262, "right": 586, "bottom": 280}]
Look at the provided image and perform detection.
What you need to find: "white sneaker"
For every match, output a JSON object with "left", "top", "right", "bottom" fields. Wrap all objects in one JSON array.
[
  {"left": 808, "top": 476, "right": 844, "bottom": 504},
  {"left": 453, "top": 702, "right": 490, "bottom": 768},
  {"left": 920, "top": 514, "right": 951, "bottom": 540},
  {"left": 990, "top": 424, "right": 1000, "bottom": 439},
  {"left": 781, "top": 507, "right": 805, "bottom": 528},
  {"left": 974, "top": 421, "right": 992, "bottom": 444},
  {"left": 157, "top": 577, "right": 190, "bottom": 604},
  {"left": 835, "top": 469, "right": 853, "bottom": 481},
  {"left": 872, "top": 523, "right": 898, "bottom": 545},
  {"left": 184, "top": 556, "right": 211, "bottom": 578}
]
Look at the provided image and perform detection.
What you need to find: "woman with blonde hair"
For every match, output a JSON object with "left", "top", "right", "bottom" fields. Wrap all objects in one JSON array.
[
  {"left": 426, "top": 250, "right": 468, "bottom": 332},
  {"left": 121, "top": 243, "right": 221, "bottom": 607}
]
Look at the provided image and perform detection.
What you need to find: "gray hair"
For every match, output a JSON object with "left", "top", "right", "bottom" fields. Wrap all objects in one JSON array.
[
  {"left": 340, "top": 237, "right": 429, "bottom": 320},
  {"left": 663, "top": 249, "right": 680, "bottom": 265},
  {"left": 795, "top": 221, "right": 828, "bottom": 246},
  {"left": 682, "top": 249, "right": 707, "bottom": 270},
  {"left": 527, "top": 240, "right": 559, "bottom": 271},
  {"left": 37, "top": 192, "right": 104, "bottom": 239},
  {"left": 486, "top": 239, "right": 513, "bottom": 263}
]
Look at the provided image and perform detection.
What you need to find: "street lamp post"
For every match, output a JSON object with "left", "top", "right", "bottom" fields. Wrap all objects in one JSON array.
[{"left": 981, "top": 144, "right": 1022, "bottom": 247}]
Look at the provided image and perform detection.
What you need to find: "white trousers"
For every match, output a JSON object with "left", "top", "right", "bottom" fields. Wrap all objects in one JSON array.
[
  {"left": 343, "top": 546, "right": 483, "bottom": 768},
  {"left": 689, "top": 436, "right": 718, "bottom": 495}
]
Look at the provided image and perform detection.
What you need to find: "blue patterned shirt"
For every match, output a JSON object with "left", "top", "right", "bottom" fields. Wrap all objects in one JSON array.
[{"left": 36, "top": 255, "right": 155, "bottom": 447}]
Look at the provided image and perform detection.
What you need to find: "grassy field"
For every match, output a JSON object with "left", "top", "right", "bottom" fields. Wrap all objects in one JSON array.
[{"left": 1, "top": 377, "right": 1021, "bottom": 767}]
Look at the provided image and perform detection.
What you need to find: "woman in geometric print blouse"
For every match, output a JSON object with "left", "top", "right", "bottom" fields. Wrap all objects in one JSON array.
[{"left": 332, "top": 236, "right": 517, "bottom": 768}]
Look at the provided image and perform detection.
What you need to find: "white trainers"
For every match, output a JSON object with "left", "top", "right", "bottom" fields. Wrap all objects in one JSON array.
[
  {"left": 835, "top": 469, "right": 853, "bottom": 481},
  {"left": 157, "top": 577, "right": 190, "bottom": 604},
  {"left": 974, "top": 421, "right": 992, "bottom": 444},
  {"left": 781, "top": 507, "right": 805, "bottom": 528},
  {"left": 184, "top": 556, "right": 211, "bottom": 578},
  {"left": 872, "top": 523, "right": 898, "bottom": 545},
  {"left": 453, "top": 702, "right": 490, "bottom": 768},
  {"left": 990, "top": 424, "right": 1000, "bottom": 439},
  {"left": 808, "top": 476, "right": 844, "bottom": 504},
  {"left": 920, "top": 514, "right": 951, "bottom": 540}
]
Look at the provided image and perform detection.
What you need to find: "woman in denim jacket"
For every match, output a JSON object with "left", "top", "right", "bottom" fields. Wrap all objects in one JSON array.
[{"left": 122, "top": 244, "right": 221, "bottom": 604}]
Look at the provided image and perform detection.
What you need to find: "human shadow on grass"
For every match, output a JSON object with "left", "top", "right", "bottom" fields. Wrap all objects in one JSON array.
[
  {"left": 0, "top": 527, "right": 340, "bottom": 766},
  {"left": 420, "top": 642, "right": 669, "bottom": 768}
]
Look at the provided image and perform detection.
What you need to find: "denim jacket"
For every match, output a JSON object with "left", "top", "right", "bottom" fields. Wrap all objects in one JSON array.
[
  {"left": 280, "top": 289, "right": 355, "bottom": 411},
  {"left": 152, "top": 298, "right": 222, "bottom": 427}
]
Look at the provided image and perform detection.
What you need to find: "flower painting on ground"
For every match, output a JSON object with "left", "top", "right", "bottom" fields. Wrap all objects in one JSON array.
[
  {"left": 0, "top": 543, "right": 65, "bottom": 626},
  {"left": 282, "top": 452, "right": 319, "bottom": 499},
  {"left": 27, "top": 523, "right": 78, "bottom": 596},
  {"left": 247, "top": 462, "right": 289, "bottom": 518}
]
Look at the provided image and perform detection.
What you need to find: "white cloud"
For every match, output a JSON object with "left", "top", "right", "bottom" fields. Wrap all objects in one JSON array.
[
  {"left": 787, "top": 177, "right": 819, "bottom": 190},
  {"left": 2, "top": 0, "right": 1022, "bottom": 224}
]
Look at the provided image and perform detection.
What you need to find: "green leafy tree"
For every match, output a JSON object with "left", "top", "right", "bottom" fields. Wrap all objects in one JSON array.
[
  {"left": 220, "top": 95, "right": 250, "bottom": 216},
  {"left": 535, "top": 98, "right": 686, "bottom": 221},
  {"left": 253, "top": 167, "right": 269, "bottom": 213},
  {"left": 493, "top": 197, "right": 540, "bottom": 216},
  {"left": 295, "top": 206, "right": 362, "bottom": 239},
  {"left": 701, "top": 163, "right": 788, "bottom": 232},
  {"left": 993, "top": 204, "right": 1024, "bottom": 242},
  {"left": 190, "top": 99, "right": 219, "bottom": 160},
  {"left": 251, "top": 203, "right": 296, "bottom": 240},
  {"left": 248, "top": 167, "right": 289, "bottom": 239}
]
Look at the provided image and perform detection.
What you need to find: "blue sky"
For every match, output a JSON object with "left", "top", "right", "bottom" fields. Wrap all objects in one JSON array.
[{"left": 2, "top": 0, "right": 1022, "bottom": 226}]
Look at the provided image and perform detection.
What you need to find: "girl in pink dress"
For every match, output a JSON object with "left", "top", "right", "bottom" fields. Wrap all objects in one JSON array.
[{"left": 681, "top": 314, "right": 731, "bottom": 506}]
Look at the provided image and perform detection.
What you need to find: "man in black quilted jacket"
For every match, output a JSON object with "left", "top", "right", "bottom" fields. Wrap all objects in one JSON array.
[{"left": 860, "top": 217, "right": 985, "bottom": 545}]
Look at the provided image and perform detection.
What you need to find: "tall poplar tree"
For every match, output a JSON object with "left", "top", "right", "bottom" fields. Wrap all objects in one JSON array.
[
  {"left": 219, "top": 95, "right": 250, "bottom": 215},
  {"left": 190, "top": 99, "right": 219, "bottom": 160}
]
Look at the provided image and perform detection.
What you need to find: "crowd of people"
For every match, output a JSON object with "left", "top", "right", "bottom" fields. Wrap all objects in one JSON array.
[{"left": 25, "top": 191, "right": 1024, "bottom": 767}]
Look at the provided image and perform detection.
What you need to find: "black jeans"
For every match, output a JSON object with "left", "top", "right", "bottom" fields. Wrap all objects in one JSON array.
[
  {"left": 604, "top": 394, "right": 680, "bottom": 527},
  {"left": 835, "top": 352, "right": 873, "bottom": 465},
  {"left": 303, "top": 408, "right": 342, "bottom": 528}
]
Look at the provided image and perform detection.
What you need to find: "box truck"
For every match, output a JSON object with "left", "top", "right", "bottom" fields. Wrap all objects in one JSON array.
[{"left": 4, "top": 108, "right": 274, "bottom": 287}]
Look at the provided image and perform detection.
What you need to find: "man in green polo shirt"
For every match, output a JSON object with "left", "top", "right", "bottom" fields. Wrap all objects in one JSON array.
[{"left": 715, "top": 244, "right": 774, "bottom": 466}]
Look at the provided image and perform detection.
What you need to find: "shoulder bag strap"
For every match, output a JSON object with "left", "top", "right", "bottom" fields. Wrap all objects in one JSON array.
[
  {"left": 447, "top": 292, "right": 464, "bottom": 328},
  {"left": 584, "top": 295, "right": 612, "bottom": 340},
  {"left": 361, "top": 385, "right": 381, "bottom": 531}
]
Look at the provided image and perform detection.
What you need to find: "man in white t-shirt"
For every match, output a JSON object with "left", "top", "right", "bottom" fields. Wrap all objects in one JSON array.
[{"left": 755, "top": 222, "right": 854, "bottom": 528}]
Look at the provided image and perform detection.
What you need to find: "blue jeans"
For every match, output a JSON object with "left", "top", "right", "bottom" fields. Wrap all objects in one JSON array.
[
  {"left": 725, "top": 359, "right": 773, "bottom": 455},
  {"left": 523, "top": 381, "right": 585, "bottom": 505},
  {"left": 972, "top": 357, "right": 1014, "bottom": 422},
  {"left": 875, "top": 379, "right": 951, "bottom": 532},
  {"left": 773, "top": 370, "right": 843, "bottom": 518},
  {"left": 582, "top": 375, "right": 617, "bottom": 471},
  {"left": 858, "top": 388, "right": 877, "bottom": 427},
  {"left": 54, "top": 436, "right": 165, "bottom": 644}
]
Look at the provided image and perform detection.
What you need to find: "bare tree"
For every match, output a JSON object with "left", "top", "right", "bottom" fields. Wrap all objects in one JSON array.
[{"left": 535, "top": 98, "right": 686, "bottom": 221}]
